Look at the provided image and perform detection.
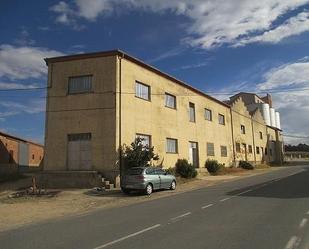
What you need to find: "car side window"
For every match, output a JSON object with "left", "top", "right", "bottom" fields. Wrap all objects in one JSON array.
[
  {"left": 155, "top": 169, "right": 165, "bottom": 175},
  {"left": 146, "top": 168, "right": 154, "bottom": 175}
]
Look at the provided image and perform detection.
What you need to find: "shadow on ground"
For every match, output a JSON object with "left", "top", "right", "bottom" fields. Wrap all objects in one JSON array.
[{"left": 226, "top": 166, "right": 309, "bottom": 199}]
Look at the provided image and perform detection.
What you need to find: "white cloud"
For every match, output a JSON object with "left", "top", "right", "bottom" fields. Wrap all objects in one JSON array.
[
  {"left": 257, "top": 57, "right": 309, "bottom": 90},
  {"left": 0, "top": 82, "right": 40, "bottom": 90},
  {"left": 0, "top": 99, "right": 45, "bottom": 115},
  {"left": 235, "top": 12, "right": 309, "bottom": 47},
  {"left": 50, "top": 0, "right": 309, "bottom": 48},
  {"left": 0, "top": 44, "right": 63, "bottom": 80}
]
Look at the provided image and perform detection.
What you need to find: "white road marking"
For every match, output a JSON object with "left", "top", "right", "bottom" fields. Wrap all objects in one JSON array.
[
  {"left": 170, "top": 212, "right": 192, "bottom": 221},
  {"left": 220, "top": 197, "right": 230, "bottom": 202},
  {"left": 285, "top": 236, "right": 300, "bottom": 249},
  {"left": 237, "top": 189, "right": 252, "bottom": 195},
  {"left": 93, "top": 224, "right": 161, "bottom": 249},
  {"left": 201, "top": 204, "right": 214, "bottom": 209},
  {"left": 299, "top": 218, "right": 308, "bottom": 229}
]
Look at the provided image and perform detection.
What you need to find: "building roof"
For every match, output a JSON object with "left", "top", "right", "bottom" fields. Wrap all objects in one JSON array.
[
  {"left": 0, "top": 131, "right": 44, "bottom": 147},
  {"left": 44, "top": 49, "right": 230, "bottom": 108}
]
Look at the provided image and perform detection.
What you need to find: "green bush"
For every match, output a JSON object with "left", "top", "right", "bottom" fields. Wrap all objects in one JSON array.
[
  {"left": 165, "top": 167, "right": 176, "bottom": 175},
  {"left": 175, "top": 159, "right": 197, "bottom": 178},
  {"left": 239, "top": 160, "right": 254, "bottom": 170},
  {"left": 205, "top": 159, "right": 224, "bottom": 174}
]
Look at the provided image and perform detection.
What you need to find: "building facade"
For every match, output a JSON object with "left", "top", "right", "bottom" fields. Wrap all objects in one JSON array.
[
  {"left": 0, "top": 131, "right": 44, "bottom": 175},
  {"left": 44, "top": 50, "right": 283, "bottom": 182}
]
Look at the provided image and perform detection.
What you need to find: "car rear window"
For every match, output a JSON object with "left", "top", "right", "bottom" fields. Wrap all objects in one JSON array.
[{"left": 127, "top": 168, "right": 144, "bottom": 175}]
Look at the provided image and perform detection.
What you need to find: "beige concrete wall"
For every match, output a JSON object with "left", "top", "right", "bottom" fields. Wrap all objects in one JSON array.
[
  {"left": 118, "top": 58, "right": 233, "bottom": 169},
  {"left": 44, "top": 56, "right": 118, "bottom": 174},
  {"left": 231, "top": 97, "right": 255, "bottom": 162},
  {"left": 251, "top": 109, "right": 268, "bottom": 163}
]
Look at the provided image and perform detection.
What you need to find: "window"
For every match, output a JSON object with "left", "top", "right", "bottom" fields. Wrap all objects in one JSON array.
[
  {"left": 218, "top": 114, "right": 225, "bottom": 125},
  {"left": 189, "top": 102, "right": 196, "bottom": 122},
  {"left": 248, "top": 145, "right": 253, "bottom": 154},
  {"left": 165, "top": 93, "right": 176, "bottom": 109},
  {"left": 259, "top": 132, "right": 263, "bottom": 139},
  {"left": 207, "top": 142, "right": 215, "bottom": 156},
  {"left": 241, "top": 125, "right": 246, "bottom": 134},
  {"left": 68, "top": 75, "right": 92, "bottom": 94},
  {"left": 265, "top": 147, "right": 268, "bottom": 155},
  {"left": 236, "top": 143, "right": 241, "bottom": 153},
  {"left": 39, "top": 156, "right": 42, "bottom": 160},
  {"left": 32, "top": 154, "right": 35, "bottom": 160},
  {"left": 68, "top": 133, "right": 91, "bottom": 141},
  {"left": 256, "top": 146, "right": 260, "bottom": 154},
  {"left": 205, "top": 108, "right": 212, "bottom": 121},
  {"left": 135, "top": 81, "right": 150, "bottom": 101},
  {"left": 136, "top": 134, "right": 151, "bottom": 147},
  {"left": 220, "top": 146, "right": 227, "bottom": 157},
  {"left": 166, "top": 138, "right": 178, "bottom": 153}
]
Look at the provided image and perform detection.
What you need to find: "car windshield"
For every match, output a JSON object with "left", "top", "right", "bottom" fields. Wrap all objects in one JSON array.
[{"left": 127, "top": 168, "right": 144, "bottom": 175}]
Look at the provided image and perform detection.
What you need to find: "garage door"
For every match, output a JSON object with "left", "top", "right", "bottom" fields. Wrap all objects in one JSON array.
[{"left": 67, "top": 133, "right": 92, "bottom": 170}]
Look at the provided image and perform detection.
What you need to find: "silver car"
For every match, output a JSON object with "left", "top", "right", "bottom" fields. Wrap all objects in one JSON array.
[{"left": 121, "top": 167, "right": 177, "bottom": 195}]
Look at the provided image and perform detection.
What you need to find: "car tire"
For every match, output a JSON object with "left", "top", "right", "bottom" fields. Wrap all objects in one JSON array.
[
  {"left": 170, "top": 180, "right": 176, "bottom": 190},
  {"left": 121, "top": 187, "right": 130, "bottom": 194},
  {"left": 145, "top": 183, "right": 153, "bottom": 195}
]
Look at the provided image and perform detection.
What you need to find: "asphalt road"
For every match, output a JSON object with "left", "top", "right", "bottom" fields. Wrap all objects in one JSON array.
[{"left": 1, "top": 165, "right": 309, "bottom": 249}]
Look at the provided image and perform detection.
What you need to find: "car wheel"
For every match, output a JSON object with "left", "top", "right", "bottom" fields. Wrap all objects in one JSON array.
[
  {"left": 121, "top": 187, "right": 130, "bottom": 194},
  {"left": 145, "top": 184, "right": 153, "bottom": 195},
  {"left": 170, "top": 180, "right": 176, "bottom": 190}
]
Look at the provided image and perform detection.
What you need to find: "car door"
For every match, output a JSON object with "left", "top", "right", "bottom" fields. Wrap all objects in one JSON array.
[
  {"left": 156, "top": 168, "right": 171, "bottom": 189},
  {"left": 146, "top": 168, "right": 160, "bottom": 190}
]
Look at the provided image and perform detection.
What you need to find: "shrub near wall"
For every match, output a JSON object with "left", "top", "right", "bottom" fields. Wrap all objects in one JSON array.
[
  {"left": 205, "top": 159, "right": 224, "bottom": 175},
  {"left": 239, "top": 161, "right": 254, "bottom": 170},
  {"left": 175, "top": 159, "right": 197, "bottom": 178}
]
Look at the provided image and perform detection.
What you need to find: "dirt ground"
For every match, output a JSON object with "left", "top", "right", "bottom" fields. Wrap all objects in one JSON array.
[{"left": 0, "top": 167, "right": 278, "bottom": 232}]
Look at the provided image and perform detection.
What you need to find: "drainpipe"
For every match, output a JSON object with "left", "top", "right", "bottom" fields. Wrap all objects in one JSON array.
[
  {"left": 251, "top": 117, "right": 257, "bottom": 165},
  {"left": 230, "top": 108, "right": 236, "bottom": 166},
  {"left": 118, "top": 53, "right": 124, "bottom": 177}
]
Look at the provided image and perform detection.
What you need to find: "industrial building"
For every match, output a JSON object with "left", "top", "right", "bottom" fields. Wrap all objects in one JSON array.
[
  {"left": 43, "top": 50, "right": 283, "bottom": 184},
  {"left": 0, "top": 131, "right": 44, "bottom": 175}
]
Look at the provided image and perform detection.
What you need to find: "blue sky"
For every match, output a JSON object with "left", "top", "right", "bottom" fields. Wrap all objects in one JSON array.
[{"left": 0, "top": 0, "right": 309, "bottom": 144}]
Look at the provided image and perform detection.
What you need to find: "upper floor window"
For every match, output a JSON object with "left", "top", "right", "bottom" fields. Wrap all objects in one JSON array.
[
  {"left": 259, "top": 131, "right": 263, "bottom": 139},
  {"left": 136, "top": 133, "right": 151, "bottom": 147},
  {"left": 189, "top": 102, "right": 196, "bottom": 122},
  {"left": 135, "top": 81, "right": 150, "bottom": 101},
  {"left": 165, "top": 93, "right": 176, "bottom": 109},
  {"left": 68, "top": 75, "right": 92, "bottom": 94},
  {"left": 241, "top": 125, "right": 246, "bottom": 134},
  {"left": 205, "top": 108, "right": 212, "bottom": 121},
  {"left": 166, "top": 138, "right": 178, "bottom": 153},
  {"left": 218, "top": 114, "right": 225, "bottom": 125}
]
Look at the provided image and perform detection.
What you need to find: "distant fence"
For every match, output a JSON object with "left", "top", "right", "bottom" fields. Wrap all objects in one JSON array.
[{"left": 284, "top": 151, "right": 309, "bottom": 161}]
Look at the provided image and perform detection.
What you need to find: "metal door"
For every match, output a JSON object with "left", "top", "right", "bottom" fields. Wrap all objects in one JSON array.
[
  {"left": 18, "top": 142, "right": 29, "bottom": 167},
  {"left": 67, "top": 133, "right": 92, "bottom": 170}
]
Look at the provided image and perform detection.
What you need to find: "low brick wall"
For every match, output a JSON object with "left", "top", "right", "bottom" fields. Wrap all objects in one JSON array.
[{"left": 0, "top": 164, "right": 18, "bottom": 176}]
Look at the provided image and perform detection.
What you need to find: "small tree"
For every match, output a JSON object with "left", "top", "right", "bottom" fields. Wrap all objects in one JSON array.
[{"left": 120, "top": 137, "right": 159, "bottom": 172}]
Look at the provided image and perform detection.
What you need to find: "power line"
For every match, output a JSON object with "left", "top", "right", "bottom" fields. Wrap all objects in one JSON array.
[
  {"left": 283, "top": 134, "right": 309, "bottom": 139},
  {"left": 0, "top": 87, "right": 47, "bottom": 92}
]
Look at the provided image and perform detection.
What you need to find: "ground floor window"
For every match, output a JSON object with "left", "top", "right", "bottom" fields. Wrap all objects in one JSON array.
[
  {"left": 136, "top": 133, "right": 151, "bottom": 147},
  {"left": 166, "top": 138, "right": 178, "bottom": 153},
  {"left": 207, "top": 142, "right": 215, "bottom": 156},
  {"left": 220, "top": 146, "right": 227, "bottom": 157}
]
